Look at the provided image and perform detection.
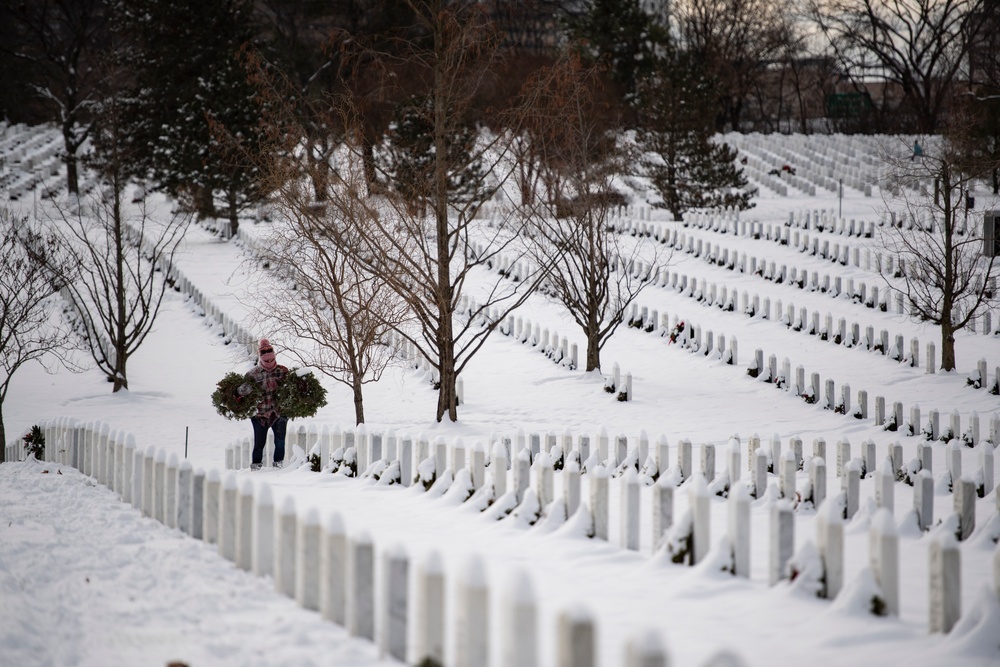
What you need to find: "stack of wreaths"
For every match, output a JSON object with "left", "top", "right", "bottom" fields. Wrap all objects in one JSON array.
[{"left": 211, "top": 369, "right": 328, "bottom": 420}]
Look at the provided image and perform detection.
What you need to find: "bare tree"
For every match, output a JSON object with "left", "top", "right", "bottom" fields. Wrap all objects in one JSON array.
[
  {"left": 809, "top": 0, "right": 985, "bottom": 134},
  {"left": 251, "top": 162, "right": 408, "bottom": 426},
  {"left": 672, "top": 0, "right": 796, "bottom": 131},
  {"left": 877, "top": 131, "right": 998, "bottom": 371},
  {"left": 0, "top": 0, "right": 108, "bottom": 195},
  {"left": 326, "top": 0, "right": 548, "bottom": 422},
  {"left": 0, "top": 208, "right": 80, "bottom": 459},
  {"left": 51, "top": 91, "right": 189, "bottom": 392},
  {"left": 516, "top": 53, "right": 656, "bottom": 372}
]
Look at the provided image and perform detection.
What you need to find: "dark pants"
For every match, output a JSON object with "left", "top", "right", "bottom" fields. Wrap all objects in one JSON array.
[{"left": 251, "top": 415, "right": 288, "bottom": 465}]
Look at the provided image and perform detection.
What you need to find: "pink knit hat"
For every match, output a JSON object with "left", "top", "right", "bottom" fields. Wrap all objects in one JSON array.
[{"left": 259, "top": 339, "right": 276, "bottom": 360}]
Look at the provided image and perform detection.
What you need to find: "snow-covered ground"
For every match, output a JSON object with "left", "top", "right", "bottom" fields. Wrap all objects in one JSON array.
[{"left": 3, "top": 123, "right": 1000, "bottom": 667}]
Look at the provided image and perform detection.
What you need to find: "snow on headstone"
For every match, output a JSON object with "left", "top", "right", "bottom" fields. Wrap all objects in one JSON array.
[
  {"left": 752, "top": 448, "right": 768, "bottom": 500},
  {"left": 813, "top": 438, "right": 827, "bottom": 465},
  {"left": 203, "top": 469, "right": 221, "bottom": 544},
  {"left": 590, "top": 465, "right": 610, "bottom": 541},
  {"left": 981, "top": 444, "right": 995, "bottom": 493},
  {"left": 218, "top": 473, "right": 239, "bottom": 562},
  {"left": 747, "top": 434, "right": 760, "bottom": 471},
  {"left": 533, "top": 451, "right": 554, "bottom": 508},
  {"left": 844, "top": 459, "right": 861, "bottom": 520},
  {"left": 435, "top": 438, "right": 449, "bottom": 476},
  {"left": 870, "top": 508, "right": 899, "bottom": 616},
  {"left": 816, "top": 496, "right": 844, "bottom": 599},
  {"left": 514, "top": 448, "right": 531, "bottom": 503},
  {"left": 955, "top": 477, "right": 976, "bottom": 541},
  {"left": 770, "top": 500, "right": 795, "bottom": 585},
  {"left": 177, "top": 460, "right": 193, "bottom": 535},
  {"left": 492, "top": 441, "right": 509, "bottom": 498},
  {"left": 862, "top": 440, "right": 876, "bottom": 478},
  {"left": 236, "top": 478, "right": 254, "bottom": 572},
  {"left": 165, "top": 454, "right": 179, "bottom": 529},
  {"left": 727, "top": 437, "right": 741, "bottom": 483},
  {"left": 273, "top": 495, "right": 298, "bottom": 599},
  {"left": 615, "top": 435, "right": 628, "bottom": 468},
  {"left": 621, "top": 468, "right": 641, "bottom": 551},
  {"left": 471, "top": 442, "right": 486, "bottom": 491},
  {"left": 914, "top": 470, "right": 934, "bottom": 532},
  {"left": 501, "top": 570, "right": 537, "bottom": 667},
  {"left": 917, "top": 441, "right": 933, "bottom": 474},
  {"left": 380, "top": 545, "right": 409, "bottom": 661},
  {"left": 701, "top": 443, "right": 716, "bottom": 482},
  {"left": 123, "top": 438, "right": 136, "bottom": 506},
  {"left": 810, "top": 457, "right": 827, "bottom": 509},
  {"left": 875, "top": 459, "right": 894, "bottom": 512},
  {"left": 565, "top": 458, "right": 581, "bottom": 517},
  {"left": 780, "top": 450, "right": 796, "bottom": 500},
  {"left": 691, "top": 474, "right": 711, "bottom": 564},
  {"left": 557, "top": 605, "right": 595, "bottom": 667},
  {"left": 624, "top": 629, "right": 667, "bottom": 667},
  {"left": 887, "top": 442, "right": 903, "bottom": 478},
  {"left": 191, "top": 468, "right": 205, "bottom": 541},
  {"left": 679, "top": 439, "right": 693, "bottom": 481},
  {"left": 652, "top": 475, "right": 674, "bottom": 551},
  {"left": 929, "top": 533, "right": 961, "bottom": 634},
  {"left": 414, "top": 551, "right": 445, "bottom": 667},
  {"left": 946, "top": 441, "right": 962, "bottom": 480},
  {"left": 656, "top": 435, "right": 670, "bottom": 474},
  {"left": 320, "top": 511, "right": 347, "bottom": 624},
  {"left": 296, "top": 508, "right": 322, "bottom": 611},
  {"left": 250, "top": 483, "right": 274, "bottom": 578},
  {"left": 454, "top": 555, "right": 490, "bottom": 667},
  {"left": 729, "top": 481, "right": 751, "bottom": 578},
  {"left": 400, "top": 437, "right": 413, "bottom": 487},
  {"left": 153, "top": 449, "right": 167, "bottom": 523},
  {"left": 348, "top": 532, "right": 375, "bottom": 640}
]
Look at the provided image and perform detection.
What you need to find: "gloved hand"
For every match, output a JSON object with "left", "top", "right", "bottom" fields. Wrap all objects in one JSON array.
[{"left": 238, "top": 383, "right": 252, "bottom": 396}]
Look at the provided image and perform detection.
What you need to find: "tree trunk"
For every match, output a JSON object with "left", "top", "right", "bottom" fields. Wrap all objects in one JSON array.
[
  {"left": 585, "top": 332, "right": 601, "bottom": 372},
  {"left": 940, "top": 322, "right": 957, "bottom": 372},
  {"left": 0, "top": 408, "right": 6, "bottom": 463},
  {"left": 227, "top": 186, "right": 239, "bottom": 238},
  {"left": 435, "top": 325, "right": 458, "bottom": 422},
  {"left": 112, "top": 369, "right": 128, "bottom": 392},
  {"left": 65, "top": 150, "right": 79, "bottom": 196},
  {"left": 195, "top": 186, "right": 216, "bottom": 220},
  {"left": 352, "top": 376, "right": 365, "bottom": 425},
  {"left": 362, "top": 136, "right": 377, "bottom": 195}
]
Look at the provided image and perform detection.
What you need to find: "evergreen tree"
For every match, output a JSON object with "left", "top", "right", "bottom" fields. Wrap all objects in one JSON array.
[
  {"left": 562, "top": 0, "right": 658, "bottom": 102},
  {"left": 382, "top": 94, "right": 488, "bottom": 215},
  {"left": 112, "top": 0, "right": 265, "bottom": 235},
  {"left": 636, "top": 44, "right": 753, "bottom": 221}
]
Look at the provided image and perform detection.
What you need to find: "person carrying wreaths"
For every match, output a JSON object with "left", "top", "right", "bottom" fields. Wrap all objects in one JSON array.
[{"left": 240, "top": 338, "right": 290, "bottom": 470}]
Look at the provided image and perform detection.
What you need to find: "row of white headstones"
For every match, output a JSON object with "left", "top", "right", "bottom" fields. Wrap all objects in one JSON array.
[
  {"left": 28, "top": 416, "right": 753, "bottom": 667},
  {"left": 213, "top": 415, "right": 1000, "bottom": 635}
]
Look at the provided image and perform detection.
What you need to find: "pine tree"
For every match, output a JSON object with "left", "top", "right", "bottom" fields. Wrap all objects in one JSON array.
[
  {"left": 636, "top": 44, "right": 753, "bottom": 221},
  {"left": 112, "top": 0, "right": 265, "bottom": 235},
  {"left": 382, "top": 94, "right": 488, "bottom": 215},
  {"left": 562, "top": 0, "right": 658, "bottom": 102}
]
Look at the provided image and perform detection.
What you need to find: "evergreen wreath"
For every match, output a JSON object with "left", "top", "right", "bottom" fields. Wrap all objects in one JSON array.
[
  {"left": 277, "top": 369, "right": 328, "bottom": 419},
  {"left": 211, "top": 372, "right": 263, "bottom": 420},
  {"left": 23, "top": 425, "right": 45, "bottom": 460}
]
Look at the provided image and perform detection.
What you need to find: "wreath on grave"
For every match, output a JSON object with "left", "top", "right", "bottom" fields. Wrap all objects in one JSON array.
[
  {"left": 211, "top": 372, "right": 262, "bottom": 421},
  {"left": 22, "top": 425, "right": 45, "bottom": 460},
  {"left": 667, "top": 321, "right": 685, "bottom": 345},
  {"left": 276, "top": 368, "right": 328, "bottom": 419}
]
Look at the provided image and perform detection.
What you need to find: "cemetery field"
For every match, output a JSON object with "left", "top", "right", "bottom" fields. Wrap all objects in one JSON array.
[{"left": 3, "top": 122, "right": 1000, "bottom": 667}]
